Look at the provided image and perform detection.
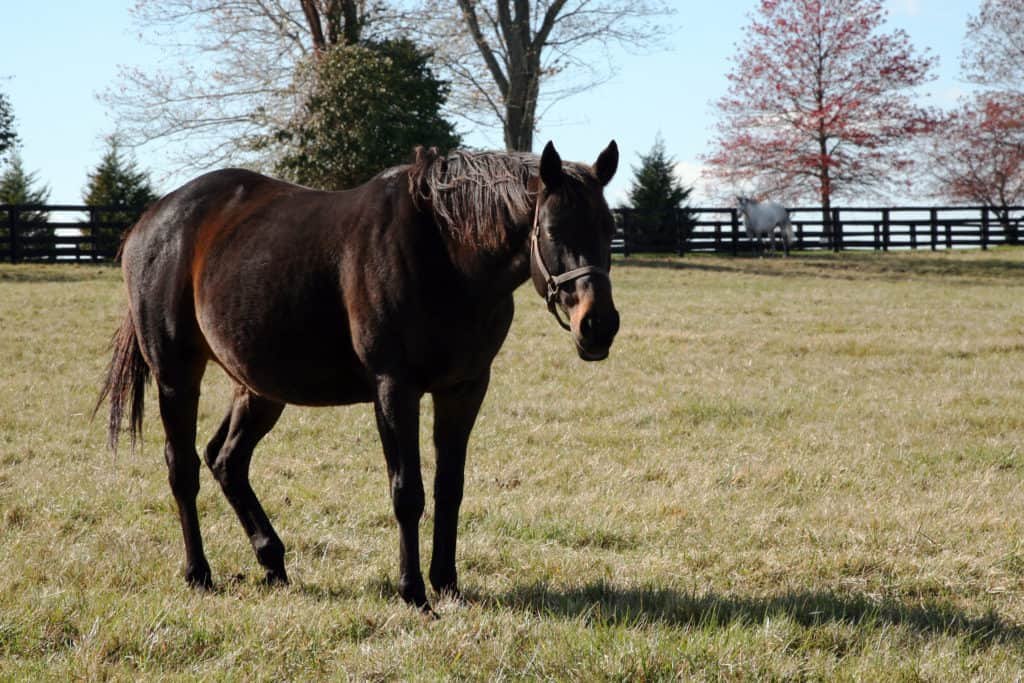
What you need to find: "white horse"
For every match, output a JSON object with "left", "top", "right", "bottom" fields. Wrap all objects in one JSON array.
[{"left": 736, "top": 196, "right": 795, "bottom": 256}]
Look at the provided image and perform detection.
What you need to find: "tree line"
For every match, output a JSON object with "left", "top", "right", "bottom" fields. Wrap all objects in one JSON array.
[
  {"left": 701, "top": 0, "right": 1023, "bottom": 241},
  {"left": 2, "top": 0, "right": 1022, "bottom": 247},
  {"left": 623, "top": 0, "right": 1023, "bottom": 245}
]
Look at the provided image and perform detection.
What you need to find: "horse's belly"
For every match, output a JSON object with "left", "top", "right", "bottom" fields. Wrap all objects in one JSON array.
[{"left": 197, "top": 287, "right": 373, "bottom": 406}]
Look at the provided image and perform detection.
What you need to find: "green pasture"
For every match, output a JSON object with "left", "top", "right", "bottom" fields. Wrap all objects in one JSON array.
[{"left": 1, "top": 250, "right": 1024, "bottom": 680}]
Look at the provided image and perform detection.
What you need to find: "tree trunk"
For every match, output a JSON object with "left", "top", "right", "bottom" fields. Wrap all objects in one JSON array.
[
  {"left": 818, "top": 134, "right": 833, "bottom": 242},
  {"left": 503, "top": 60, "right": 538, "bottom": 152},
  {"left": 996, "top": 207, "right": 1019, "bottom": 245}
]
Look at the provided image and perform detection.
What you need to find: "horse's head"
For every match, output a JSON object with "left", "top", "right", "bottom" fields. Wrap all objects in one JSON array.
[{"left": 529, "top": 140, "right": 620, "bottom": 361}]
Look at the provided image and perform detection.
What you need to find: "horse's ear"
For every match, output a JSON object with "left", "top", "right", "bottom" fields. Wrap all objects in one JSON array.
[
  {"left": 540, "top": 141, "right": 563, "bottom": 191},
  {"left": 593, "top": 140, "right": 618, "bottom": 187}
]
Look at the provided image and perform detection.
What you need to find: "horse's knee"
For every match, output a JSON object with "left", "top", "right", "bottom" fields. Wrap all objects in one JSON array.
[{"left": 392, "top": 477, "right": 425, "bottom": 524}]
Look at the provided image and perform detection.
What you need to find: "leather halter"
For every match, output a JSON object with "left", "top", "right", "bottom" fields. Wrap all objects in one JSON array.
[{"left": 529, "top": 192, "right": 610, "bottom": 331}]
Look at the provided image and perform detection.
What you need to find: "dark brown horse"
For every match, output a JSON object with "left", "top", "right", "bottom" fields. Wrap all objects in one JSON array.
[{"left": 98, "top": 140, "right": 620, "bottom": 611}]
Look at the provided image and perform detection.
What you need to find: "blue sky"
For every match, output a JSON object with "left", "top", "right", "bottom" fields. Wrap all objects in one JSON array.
[{"left": 1, "top": 1, "right": 978, "bottom": 206}]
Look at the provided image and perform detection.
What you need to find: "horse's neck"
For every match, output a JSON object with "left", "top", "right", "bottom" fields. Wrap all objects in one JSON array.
[{"left": 441, "top": 210, "right": 533, "bottom": 299}]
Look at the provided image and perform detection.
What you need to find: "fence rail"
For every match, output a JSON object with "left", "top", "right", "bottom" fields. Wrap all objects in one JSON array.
[
  {"left": 612, "top": 205, "right": 1024, "bottom": 255},
  {"left": 1, "top": 203, "right": 1022, "bottom": 263},
  {"left": 0, "top": 204, "right": 140, "bottom": 263}
]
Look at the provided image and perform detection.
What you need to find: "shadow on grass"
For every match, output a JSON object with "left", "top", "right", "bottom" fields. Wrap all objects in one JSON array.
[
  {"left": 474, "top": 581, "right": 1023, "bottom": 647},
  {"left": 0, "top": 263, "right": 119, "bottom": 283},
  {"left": 618, "top": 250, "right": 1024, "bottom": 285}
]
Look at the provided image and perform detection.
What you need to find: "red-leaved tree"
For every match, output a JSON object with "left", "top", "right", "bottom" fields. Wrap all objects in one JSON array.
[
  {"left": 921, "top": 0, "right": 1024, "bottom": 242},
  {"left": 702, "top": 0, "right": 936, "bottom": 235},
  {"left": 921, "top": 96, "right": 1024, "bottom": 241}
]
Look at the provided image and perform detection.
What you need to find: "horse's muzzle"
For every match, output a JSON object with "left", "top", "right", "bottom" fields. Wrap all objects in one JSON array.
[{"left": 574, "top": 307, "right": 620, "bottom": 361}]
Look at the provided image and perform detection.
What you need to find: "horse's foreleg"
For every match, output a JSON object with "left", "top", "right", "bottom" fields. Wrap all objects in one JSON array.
[
  {"left": 429, "top": 372, "right": 490, "bottom": 600},
  {"left": 373, "top": 377, "right": 428, "bottom": 610},
  {"left": 157, "top": 377, "right": 211, "bottom": 588},
  {"left": 205, "top": 388, "right": 287, "bottom": 584}
]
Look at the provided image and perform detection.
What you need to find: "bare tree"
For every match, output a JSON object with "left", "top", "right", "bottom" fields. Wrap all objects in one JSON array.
[
  {"left": 961, "top": 0, "right": 1024, "bottom": 95},
  {"left": 102, "top": 0, "right": 380, "bottom": 172},
  {"left": 415, "top": 0, "right": 672, "bottom": 152},
  {"left": 920, "top": 0, "right": 1024, "bottom": 242}
]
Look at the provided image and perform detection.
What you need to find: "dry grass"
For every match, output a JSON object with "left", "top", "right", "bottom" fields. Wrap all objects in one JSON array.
[{"left": 2, "top": 249, "right": 1024, "bottom": 680}]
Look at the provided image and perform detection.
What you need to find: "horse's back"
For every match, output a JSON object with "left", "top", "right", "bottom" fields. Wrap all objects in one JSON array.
[{"left": 744, "top": 200, "right": 789, "bottom": 229}]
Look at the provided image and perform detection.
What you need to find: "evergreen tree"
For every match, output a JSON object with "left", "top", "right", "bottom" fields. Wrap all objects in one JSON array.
[
  {"left": 0, "top": 152, "right": 51, "bottom": 240},
  {"left": 273, "top": 38, "right": 462, "bottom": 190},
  {"left": 0, "top": 91, "right": 16, "bottom": 165},
  {"left": 82, "top": 135, "right": 158, "bottom": 252},
  {"left": 624, "top": 136, "right": 694, "bottom": 251}
]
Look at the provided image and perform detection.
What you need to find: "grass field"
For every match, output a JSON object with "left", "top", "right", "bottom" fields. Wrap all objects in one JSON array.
[{"left": 2, "top": 249, "right": 1024, "bottom": 680}]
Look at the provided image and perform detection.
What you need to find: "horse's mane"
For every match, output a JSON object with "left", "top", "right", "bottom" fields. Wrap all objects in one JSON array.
[{"left": 407, "top": 146, "right": 590, "bottom": 249}]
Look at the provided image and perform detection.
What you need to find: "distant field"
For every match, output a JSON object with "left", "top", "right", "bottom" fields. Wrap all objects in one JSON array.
[{"left": 1, "top": 250, "right": 1024, "bottom": 679}]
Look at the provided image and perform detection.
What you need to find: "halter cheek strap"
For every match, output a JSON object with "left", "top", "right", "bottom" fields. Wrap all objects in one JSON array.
[{"left": 529, "top": 195, "right": 609, "bottom": 332}]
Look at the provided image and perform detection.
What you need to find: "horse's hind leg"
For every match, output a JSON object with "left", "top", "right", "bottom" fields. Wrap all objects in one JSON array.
[
  {"left": 205, "top": 387, "right": 288, "bottom": 584},
  {"left": 157, "top": 367, "right": 211, "bottom": 588}
]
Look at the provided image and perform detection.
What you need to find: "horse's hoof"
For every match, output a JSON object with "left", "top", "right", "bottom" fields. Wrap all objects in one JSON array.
[
  {"left": 434, "top": 585, "right": 465, "bottom": 605},
  {"left": 263, "top": 567, "right": 289, "bottom": 586},
  {"left": 185, "top": 563, "right": 213, "bottom": 590}
]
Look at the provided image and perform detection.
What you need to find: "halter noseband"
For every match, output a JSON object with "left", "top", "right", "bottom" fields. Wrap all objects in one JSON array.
[{"left": 529, "top": 193, "right": 609, "bottom": 331}]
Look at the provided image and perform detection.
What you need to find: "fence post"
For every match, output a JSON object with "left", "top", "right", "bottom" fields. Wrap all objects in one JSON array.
[
  {"left": 675, "top": 209, "right": 685, "bottom": 257},
  {"left": 730, "top": 209, "right": 740, "bottom": 255},
  {"left": 87, "top": 207, "right": 96, "bottom": 262},
  {"left": 620, "top": 210, "right": 631, "bottom": 258},
  {"left": 8, "top": 206, "right": 19, "bottom": 264},
  {"left": 930, "top": 209, "right": 938, "bottom": 250},
  {"left": 831, "top": 208, "right": 842, "bottom": 252},
  {"left": 981, "top": 207, "right": 989, "bottom": 250},
  {"left": 882, "top": 209, "right": 890, "bottom": 251}
]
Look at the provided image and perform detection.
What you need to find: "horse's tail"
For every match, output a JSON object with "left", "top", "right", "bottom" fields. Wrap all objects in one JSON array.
[{"left": 95, "top": 312, "right": 150, "bottom": 453}]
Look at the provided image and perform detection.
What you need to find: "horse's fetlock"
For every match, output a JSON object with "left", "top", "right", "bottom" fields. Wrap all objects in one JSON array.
[
  {"left": 429, "top": 567, "right": 458, "bottom": 595},
  {"left": 184, "top": 561, "right": 213, "bottom": 589},
  {"left": 252, "top": 533, "right": 284, "bottom": 559},
  {"left": 398, "top": 575, "right": 428, "bottom": 607}
]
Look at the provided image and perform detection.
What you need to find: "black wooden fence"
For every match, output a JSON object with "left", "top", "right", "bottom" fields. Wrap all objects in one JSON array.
[
  {"left": 613, "top": 205, "right": 1024, "bottom": 255},
  {"left": 0, "top": 204, "right": 140, "bottom": 262},
  {"left": 2, "top": 203, "right": 1022, "bottom": 263}
]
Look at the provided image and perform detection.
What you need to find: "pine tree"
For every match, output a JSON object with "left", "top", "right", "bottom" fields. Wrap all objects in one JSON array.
[
  {"left": 0, "top": 152, "right": 51, "bottom": 240},
  {"left": 624, "top": 136, "right": 693, "bottom": 251},
  {"left": 0, "top": 91, "right": 16, "bottom": 165},
  {"left": 82, "top": 136, "right": 157, "bottom": 252}
]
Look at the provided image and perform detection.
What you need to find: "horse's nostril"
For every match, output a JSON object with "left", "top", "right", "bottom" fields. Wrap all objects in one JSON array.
[{"left": 580, "top": 310, "right": 618, "bottom": 343}]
